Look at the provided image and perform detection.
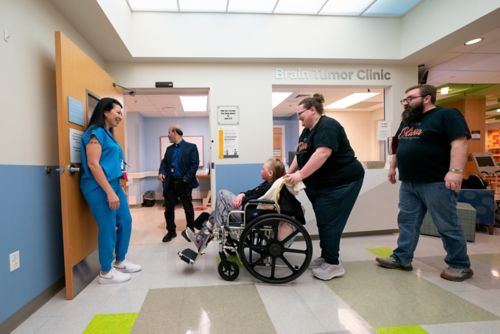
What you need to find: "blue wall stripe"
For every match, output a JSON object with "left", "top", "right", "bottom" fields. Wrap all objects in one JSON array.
[
  {"left": 0, "top": 165, "right": 63, "bottom": 323},
  {"left": 215, "top": 164, "right": 263, "bottom": 195}
]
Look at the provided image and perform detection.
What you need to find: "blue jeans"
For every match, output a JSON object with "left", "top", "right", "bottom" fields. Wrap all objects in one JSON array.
[
  {"left": 393, "top": 181, "right": 470, "bottom": 268},
  {"left": 305, "top": 178, "right": 364, "bottom": 265}
]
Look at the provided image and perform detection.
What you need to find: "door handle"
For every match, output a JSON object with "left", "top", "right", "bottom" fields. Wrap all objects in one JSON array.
[
  {"left": 67, "top": 164, "right": 80, "bottom": 176},
  {"left": 50, "top": 164, "right": 80, "bottom": 175}
]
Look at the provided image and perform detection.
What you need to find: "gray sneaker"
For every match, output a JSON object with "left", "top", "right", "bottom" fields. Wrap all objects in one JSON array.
[
  {"left": 184, "top": 228, "right": 196, "bottom": 243},
  {"left": 309, "top": 257, "right": 325, "bottom": 270},
  {"left": 375, "top": 255, "right": 413, "bottom": 271},
  {"left": 312, "top": 262, "right": 345, "bottom": 280},
  {"left": 440, "top": 267, "right": 473, "bottom": 282}
]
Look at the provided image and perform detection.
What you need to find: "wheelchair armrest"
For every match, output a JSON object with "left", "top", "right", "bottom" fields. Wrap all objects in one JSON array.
[{"left": 247, "top": 199, "right": 276, "bottom": 205}]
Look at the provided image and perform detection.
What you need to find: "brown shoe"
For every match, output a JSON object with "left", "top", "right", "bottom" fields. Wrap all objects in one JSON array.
[
  {"left": 375, "top": 256, "right": 413, "bottom": 271},
  {"left": 440, "top": 267, "right": 473, "bottom": 282}
]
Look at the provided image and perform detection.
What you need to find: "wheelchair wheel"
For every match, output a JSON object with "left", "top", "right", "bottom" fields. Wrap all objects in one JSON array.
[
  {"left": 238, "top": 213, "right": 312, "bottom": 284},
  {"left": 218, "top": 260, "right": 239, "bottom": 281}
]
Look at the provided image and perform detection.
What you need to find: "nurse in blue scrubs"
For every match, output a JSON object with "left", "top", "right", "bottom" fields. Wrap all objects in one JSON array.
[{"left": 80, "top": 97, "right": 141, "bottom": 284}]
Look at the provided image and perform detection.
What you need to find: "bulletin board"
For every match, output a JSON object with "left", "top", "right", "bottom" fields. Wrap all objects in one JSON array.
[{"left": 160, "top": 135, "right": 204, "bottom": 167}]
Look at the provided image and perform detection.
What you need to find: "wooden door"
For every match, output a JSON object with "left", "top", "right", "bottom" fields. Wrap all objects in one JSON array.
[
  {"left": 273, "top": 126, "right": 284, "bottom": 162},
  {"left": 55, "top": 32, "right": 124, "bottom": 299}
]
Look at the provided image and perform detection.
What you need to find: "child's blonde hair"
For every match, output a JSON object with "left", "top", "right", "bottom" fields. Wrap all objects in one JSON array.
[{"left": 264, "top": 158, "right": 286, "bottom": 182}]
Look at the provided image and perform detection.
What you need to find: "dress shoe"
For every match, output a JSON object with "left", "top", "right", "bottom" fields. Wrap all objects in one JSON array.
[{"left": 162, "top": 233, "right": 177, "bottom": 242}]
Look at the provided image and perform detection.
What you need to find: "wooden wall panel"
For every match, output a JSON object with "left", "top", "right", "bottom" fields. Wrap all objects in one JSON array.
[{"left": 442, "top": 97, "right": 486, "bottom": 176}]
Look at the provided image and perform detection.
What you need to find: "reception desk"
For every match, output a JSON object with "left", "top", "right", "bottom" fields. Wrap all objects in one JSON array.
[{"left": 127, "top": 169, "right": 210, "bottom": 205}]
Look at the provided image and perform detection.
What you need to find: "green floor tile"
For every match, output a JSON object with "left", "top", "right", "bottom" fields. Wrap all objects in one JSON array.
[
  {"left": 325, "top": 261, "right": 499, "bottom": 328},
  {"left": 376, "top": 325, "right": 428, "bottom": 333},
  {"left": 83, "top": 313, "right": 138, "bottom": 334},
  {"left": 367, "top": 247, "right": 393, "bottom": 257},
  {"left": 132, "top": 284, "right": 275, "bottom": 334}
]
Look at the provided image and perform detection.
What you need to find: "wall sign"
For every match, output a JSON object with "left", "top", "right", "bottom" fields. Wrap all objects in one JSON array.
[
  {"left": 69, "top": 128, "right": 83, "bottom": 163},
  {"left": 274, "top": 67, "right": 392, "bottom": 81},
  {"left": 217, "top": 106, "right": 239, "bottom": 125},
  {"left": 68, "top": 96, "right": 84, "bottom": 126}
]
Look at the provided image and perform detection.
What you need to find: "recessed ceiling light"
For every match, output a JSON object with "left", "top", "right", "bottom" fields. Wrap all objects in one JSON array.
[
  {"left": 440, "top": 87, "right": 449, "bottom": 95},
  {"left": 497, "top": 109, "right": 500, "bottom": 113},
  {"left": 464, "top": 37, "right": 483, "bottom": 46},
  {"left": 272, "top": 92, "right": 292, "bottom": 109},
  {"left": 180, "top": 96, "right": 207, "bottom": 112},
  {"left": 326, "top": 93, "right": 379, "bottom": 109}
]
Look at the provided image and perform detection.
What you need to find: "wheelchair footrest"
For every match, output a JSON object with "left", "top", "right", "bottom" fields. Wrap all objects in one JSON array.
[{"left": 178, "top": 248, "right": 198, "bottom": 264}]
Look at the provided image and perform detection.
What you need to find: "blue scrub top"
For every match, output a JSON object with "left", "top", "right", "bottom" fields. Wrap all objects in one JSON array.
[{"left": 80, "top": 126, "right": 124, "bottom": 195}]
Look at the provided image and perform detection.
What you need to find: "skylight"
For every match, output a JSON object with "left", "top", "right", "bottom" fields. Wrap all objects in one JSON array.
[{"left": 127, "top": 0, "right": 422, "bottom": 17}]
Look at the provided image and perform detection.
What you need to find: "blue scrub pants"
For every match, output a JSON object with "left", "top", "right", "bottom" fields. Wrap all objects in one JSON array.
[{"left": 83, "top": 179, "right": 132, "bottom": 272}]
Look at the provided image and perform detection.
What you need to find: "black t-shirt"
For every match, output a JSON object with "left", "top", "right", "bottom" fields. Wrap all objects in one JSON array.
[
  {"left": 296, "top": 116, "right": 364, "bottom": 188},
  {"left": 396, "top": 107, "right": 471, "bottom": 182},
  {"left": 242, "top": 181, "right": 272, "bottom": 206}
]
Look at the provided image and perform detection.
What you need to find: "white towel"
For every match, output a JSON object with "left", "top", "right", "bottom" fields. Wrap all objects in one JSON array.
[{"left": 258, "top": 176, "right": 305, "bottom": 202}]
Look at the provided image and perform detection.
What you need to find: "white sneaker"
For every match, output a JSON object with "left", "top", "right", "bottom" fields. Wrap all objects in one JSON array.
[
  {"left": 113, "top": 259, "right": 142, "bottom": 273},
  {"left": 98, "top": 268, "right": 131, "bottom": 284},
  {"left": 312, "top": 262, "right": 345, "bottom": 281},
  {"left": 309, "top": 257, "right": 325, "bottom": 270}
]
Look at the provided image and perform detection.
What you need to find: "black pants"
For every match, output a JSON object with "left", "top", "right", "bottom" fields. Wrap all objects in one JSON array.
[{"left": 163, "top": 178, "right": 194, "bottom": 234}]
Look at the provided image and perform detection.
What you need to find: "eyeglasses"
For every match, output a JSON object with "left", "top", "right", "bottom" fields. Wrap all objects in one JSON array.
[
  {"left": 297, "top": 108, "right": 309, "bottom": 117},
  {"left": 400, "top": 95, "right": 423, "bottom": 104}
]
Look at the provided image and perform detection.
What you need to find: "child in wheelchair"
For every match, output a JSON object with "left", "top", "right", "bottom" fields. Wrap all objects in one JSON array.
[{"left": 183, "top": 157, "right": 287, "bottom": 253}]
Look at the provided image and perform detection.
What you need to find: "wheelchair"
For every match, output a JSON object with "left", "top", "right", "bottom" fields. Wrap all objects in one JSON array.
[{"left": 178, "top": 192, "right": 313, "bottom": 284}]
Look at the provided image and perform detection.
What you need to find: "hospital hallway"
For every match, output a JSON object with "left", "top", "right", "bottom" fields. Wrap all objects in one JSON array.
[{"left": 11, "top": 204, "right": 500, "bottom": 334}]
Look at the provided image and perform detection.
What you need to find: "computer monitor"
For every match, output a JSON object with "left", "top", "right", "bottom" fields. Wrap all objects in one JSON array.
[{"left": 472, "top": 153, "right": 498, "bottom": 175}]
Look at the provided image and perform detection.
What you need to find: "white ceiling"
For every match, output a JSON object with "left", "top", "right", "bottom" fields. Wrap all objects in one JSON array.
[
  {"left": 125, "top": 85, "right": 385, "bottom": 118},
  {"left": 124, "top": 17, "right": 500, "bottom": 119},
  {"left": 48, "top": 0, "right": 500, "bottom": 119}
]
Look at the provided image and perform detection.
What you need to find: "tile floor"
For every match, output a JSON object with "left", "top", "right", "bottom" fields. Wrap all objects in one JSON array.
[{"left": 11, "top": 204, "right": 500, "bottom": 334}]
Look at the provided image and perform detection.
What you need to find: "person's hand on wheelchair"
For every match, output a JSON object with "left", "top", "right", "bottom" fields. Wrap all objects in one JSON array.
[{"left": 233, "top": 193, "right": 245, "bottom": 208}]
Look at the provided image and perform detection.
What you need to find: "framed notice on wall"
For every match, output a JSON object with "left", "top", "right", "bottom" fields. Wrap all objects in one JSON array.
[{"left": 160, "top": 135, "right": 204, "bottom": 167}]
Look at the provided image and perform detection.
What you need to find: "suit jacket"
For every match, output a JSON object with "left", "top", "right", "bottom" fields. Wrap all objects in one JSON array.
[{"left": 159, "top": 140, "right": 199, "bottom": 190}]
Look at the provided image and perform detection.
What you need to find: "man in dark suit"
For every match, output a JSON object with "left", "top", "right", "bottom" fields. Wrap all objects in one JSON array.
[{"left": 159, "top": 126, "right": 199, "bottom": 242}]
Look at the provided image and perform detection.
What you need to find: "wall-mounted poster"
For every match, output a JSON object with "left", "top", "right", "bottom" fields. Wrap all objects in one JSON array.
[
  {"left": 218, "top": 126, "right": 239, "bottom": 159},
  {"left": 160, "top": 135, "right": 204, "bottom": 167}
]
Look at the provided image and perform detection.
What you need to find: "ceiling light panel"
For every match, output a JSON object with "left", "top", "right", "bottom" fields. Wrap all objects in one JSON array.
[
  {"left": 180, "top": 96, "right": 208, "bottom": 112},
  {"left": 128, "top": 0, "right": 178, "bottom": 11},
  {"left": 320, "top": 0, "right": 373, "bottom": 16},
  {"left": 465, "top": 38, "right": 483, "bottom": 46},
  {"left": 272, "top": 92, "right": 292, "bottom": 109},
  {"left": 363, "top": 0, "right": 421, "bottom": 17},
  {"left": 179, "top": 0, "right": 227, "bottom": 12},
  {"left": 274, "top": 0, "right": 327, "bottom": 15},
  {"left": 228, "top": 0, "right": 278, "bottom": 13},
  {"left": 326, "top": 92, "right": 379, "bottom": 109}
]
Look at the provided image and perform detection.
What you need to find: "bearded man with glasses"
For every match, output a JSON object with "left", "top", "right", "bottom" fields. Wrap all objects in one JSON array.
[{"left": 376, "top": 84, "right": 473, "bottom": 282}]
